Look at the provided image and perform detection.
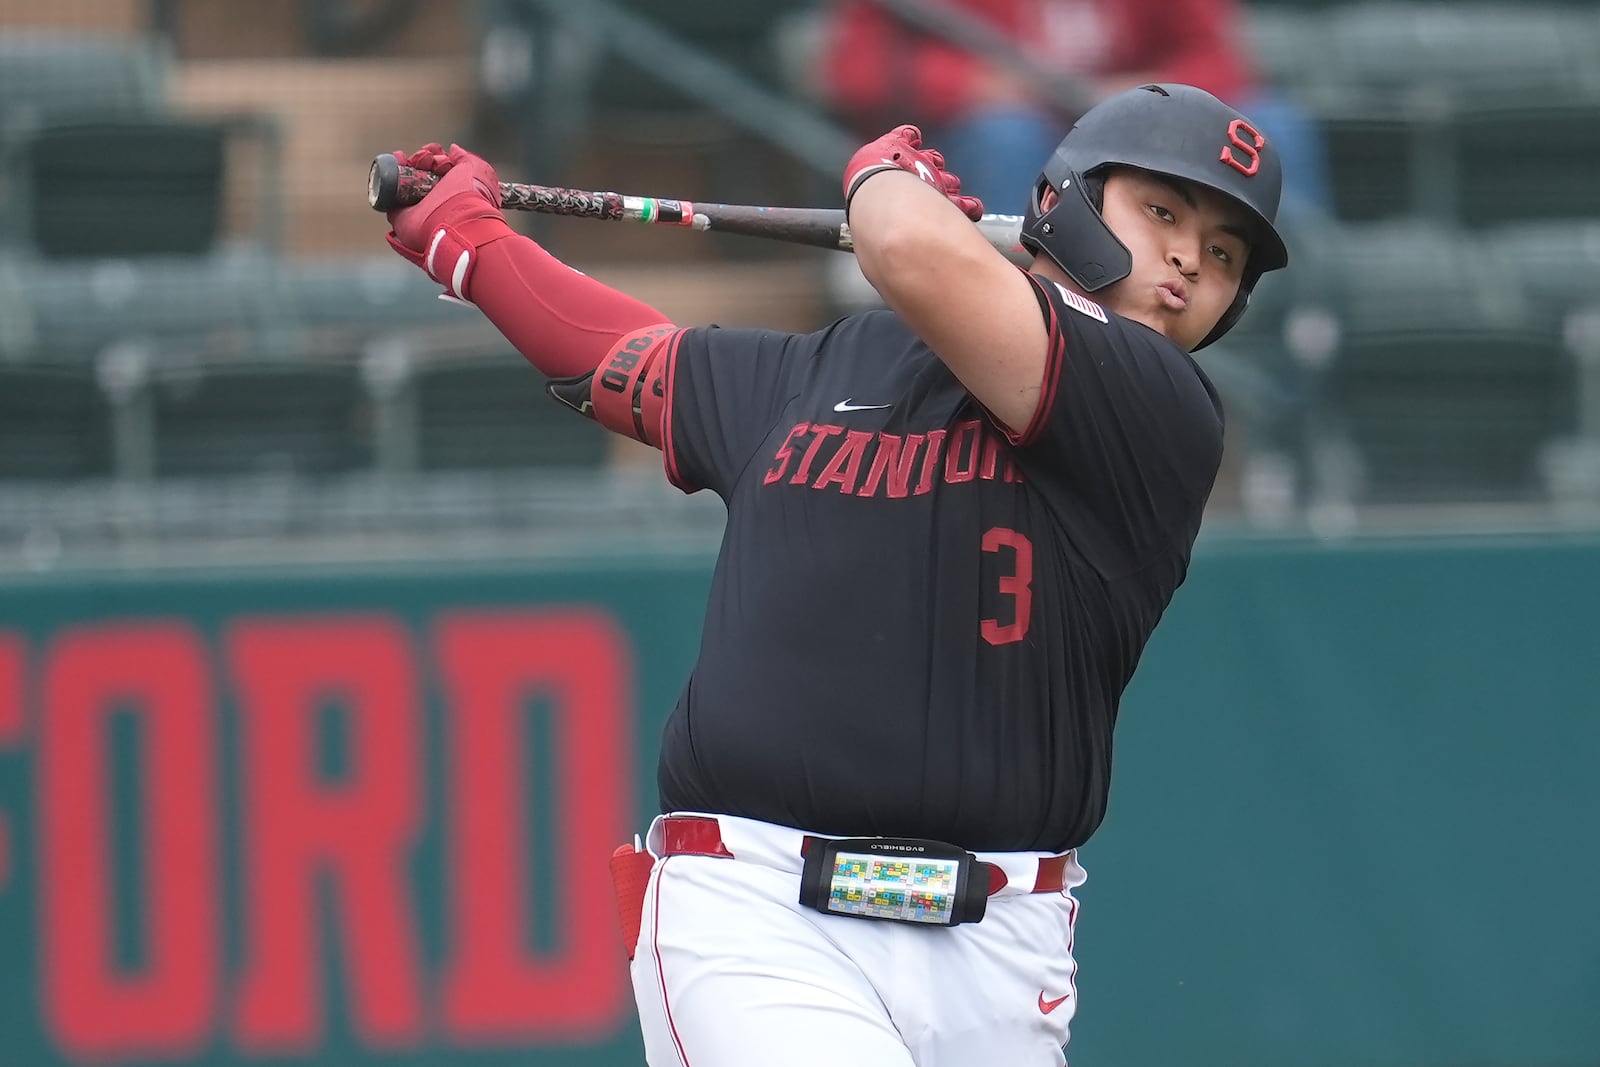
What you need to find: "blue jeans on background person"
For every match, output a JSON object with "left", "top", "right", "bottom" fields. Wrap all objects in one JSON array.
[{"left": 936, "top": 108, "right": 1062, "bottom": 217}]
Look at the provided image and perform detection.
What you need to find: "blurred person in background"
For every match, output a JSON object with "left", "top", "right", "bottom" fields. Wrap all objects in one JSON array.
[{"left": 819, "top": 0, "right": 1328, "bottom": 216}]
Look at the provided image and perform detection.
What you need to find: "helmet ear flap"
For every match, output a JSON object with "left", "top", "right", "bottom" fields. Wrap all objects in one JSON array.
[
  {"left": 1031, "top": 169, "right": 1105, "bottom": 215},
  {"left": 1019, "top": 167, "right": 1132, "bottom": 294}
]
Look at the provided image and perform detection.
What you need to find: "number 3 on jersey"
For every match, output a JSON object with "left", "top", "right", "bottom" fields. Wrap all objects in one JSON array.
[{"left": 981, "top": 526, "right": 1033, "bottom": 645}]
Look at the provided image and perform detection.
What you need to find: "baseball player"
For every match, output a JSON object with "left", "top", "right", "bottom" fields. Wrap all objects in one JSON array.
[{"left": 383, "top": 82, "right": 1287, "bottom": 1067}]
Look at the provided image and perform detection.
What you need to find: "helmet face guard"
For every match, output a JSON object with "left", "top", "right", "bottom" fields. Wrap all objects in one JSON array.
[
  {"left": 1023, "top": 164, "right": 1132, "bottom": 293},
  {"left": 1019, "top": 84, "right": 1290, "bottom": 349}
]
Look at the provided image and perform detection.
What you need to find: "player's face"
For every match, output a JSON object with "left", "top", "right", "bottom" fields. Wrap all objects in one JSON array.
[{"left": 1055, "top": 168, "right": 1252, "bottom": 351}]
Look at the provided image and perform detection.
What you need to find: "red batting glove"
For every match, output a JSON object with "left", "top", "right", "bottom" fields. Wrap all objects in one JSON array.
[
  {"left": 384, "top": 143, "right": 515, "bottom": 302},
  {"left": 842, "top": 125, "right": 984, "bottom": 221}
]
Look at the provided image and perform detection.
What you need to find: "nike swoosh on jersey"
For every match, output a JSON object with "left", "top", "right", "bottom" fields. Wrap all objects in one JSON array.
[
  {"left": 833, "top": 399, "right": 893, "bottom": 413},
  {"left": 1038, "top": 990, "right": 1071, "bottom": 1014}
]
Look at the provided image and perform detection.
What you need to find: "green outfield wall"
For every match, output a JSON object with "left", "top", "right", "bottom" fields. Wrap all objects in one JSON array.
[{"left": 0, "top": 534, "right": 1595, "bottom": 1067}]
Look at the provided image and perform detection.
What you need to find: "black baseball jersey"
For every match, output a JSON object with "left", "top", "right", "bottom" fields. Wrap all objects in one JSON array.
[{"left": 649, "top": 272, "right": 1224, "bottom": 853}]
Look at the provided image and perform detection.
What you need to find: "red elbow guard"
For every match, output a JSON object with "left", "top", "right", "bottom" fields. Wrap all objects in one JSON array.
[
  {"left": 592, "top": 325, "right": 675, "bottom": 446},
  {"left": 548, "top": 324, "right": 677, "bottom": 447}
]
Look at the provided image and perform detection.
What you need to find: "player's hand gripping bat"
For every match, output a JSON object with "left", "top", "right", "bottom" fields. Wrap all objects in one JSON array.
[{"left": 367, "top": 153, "right": 1030, "bottom": 265}]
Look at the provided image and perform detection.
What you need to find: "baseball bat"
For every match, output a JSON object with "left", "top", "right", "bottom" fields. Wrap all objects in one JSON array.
[{"left": 367, "top": 153, "right": 1029, "bottom": 263}]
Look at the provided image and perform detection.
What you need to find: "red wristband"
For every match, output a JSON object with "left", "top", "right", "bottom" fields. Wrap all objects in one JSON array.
[{"left": 385, "top": 215, "right": 516, "bottom": 302}]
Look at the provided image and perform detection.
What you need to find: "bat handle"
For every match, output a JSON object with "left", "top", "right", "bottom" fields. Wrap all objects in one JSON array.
[{"left": 367, "top": 154, "right": 437, "bottom": 211}]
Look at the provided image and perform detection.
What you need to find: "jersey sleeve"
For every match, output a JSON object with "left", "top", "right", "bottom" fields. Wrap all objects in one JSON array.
[
  {"left": 1007, "top": 272, "right": 1226, "bottom": 574},
  {"left": 660, "top": 324, "right": 812, "bottom": 498}
]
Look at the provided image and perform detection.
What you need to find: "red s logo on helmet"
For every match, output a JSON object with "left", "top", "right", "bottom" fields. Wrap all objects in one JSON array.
[{"left": 1221, "top": 119, "right": 1266, "bottom": 176}]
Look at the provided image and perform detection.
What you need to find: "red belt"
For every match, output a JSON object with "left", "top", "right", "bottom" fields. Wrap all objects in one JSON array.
[{"left": 658, "top": 815, "right": 1071, "bottom": 896}]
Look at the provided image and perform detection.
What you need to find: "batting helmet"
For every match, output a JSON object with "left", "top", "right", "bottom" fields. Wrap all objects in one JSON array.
[{"left": 1019, "top": 83, "right": 1290, "bottom": 349}]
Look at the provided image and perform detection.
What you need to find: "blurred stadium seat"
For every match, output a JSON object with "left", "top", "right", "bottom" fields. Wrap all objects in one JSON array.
[
  {"left": 1488, "top": 220, "right": 1600, "bottom": 316},
  {"left": 1324, "top": 325, "right": 1576, "bottom": 504},
  {"left": 586, "top": 0, "right": 811, "bottom": 108},
  {"left": 1300, "top": 90, "right": 1600, "bottom": 229},
  {"left": 1315, "top": 101, "right": 1434, "bottom": 223},
  {"left": 1316, "top": 220, "right": 1527, "bottom": 333},
  {"left": 1245, "top": 4, "right": 1600, "bottom": 228},
  {"left": 1294, "top": 220, "right": 1577, "bottom": 505},
  {"left": 284, "top": 256, "right": 496, "bottom": 338},
  {"left": 7, "top": 251, "right": 291, "bottom": 363},
  {"left": 0, "top": 29, "right": 169, "bottom": 124},
  {"left": 1326, "top": 4, "right": 1596, "bottom": 102},
  {"left": 1249, "top": 3, "right": 1600, "bottom": 103},
  {"left": 414, "top": 355, "right": 609, "bottom": 471},
  {"left": 1455, "top": 101, "right": 1600, "bottom": 227},
  {"left": 1241, "top": 7, "right": 1324, "bottom": 92},
  {"left": 14, "top": 117, "right": 229, "bottom": 257},
  {"left": 149, "top": 359, "right": 371, "bottom": 478},
  {"left": 0, "top": 362, "right": 114, "bottom": 480}
]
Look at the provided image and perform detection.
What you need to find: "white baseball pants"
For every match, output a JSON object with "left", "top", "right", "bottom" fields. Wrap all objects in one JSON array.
[{"left": 629, "top": 812, "right": 1086, "bottom": 1067}]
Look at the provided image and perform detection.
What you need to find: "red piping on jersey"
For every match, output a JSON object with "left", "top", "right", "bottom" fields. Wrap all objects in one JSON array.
[
  {"left": 651, "top": 859, "right": 695, "bottom": 1067},
  {"left": 660, "top": 330, "right": 694, "bottom": 490},
  {"left": 1015, "top": 273, "right": 1067, "bottom": 446},
  {"left": 1036, "top": 307, "right": 1066, "bottom": 445},
  {"left": 468, "top": 233, "right": 672, "bottom": 378}
]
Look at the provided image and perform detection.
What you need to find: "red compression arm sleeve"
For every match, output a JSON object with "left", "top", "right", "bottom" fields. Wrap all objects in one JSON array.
[{"left": 467, "top": 230, "right": 673, "bottom": 379}]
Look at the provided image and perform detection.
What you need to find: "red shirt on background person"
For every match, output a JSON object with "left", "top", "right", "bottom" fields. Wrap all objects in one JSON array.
[{"left": 821, "top": 0, "right": 1258, "bottom": 129}]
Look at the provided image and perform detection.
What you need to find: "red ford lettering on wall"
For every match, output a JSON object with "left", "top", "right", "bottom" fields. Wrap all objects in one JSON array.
[
  {"left": 38, "top": 622, "right": 220, "bottom": 1061},
  {"left": 17, "top": 602, "right": 638, "bottom": 1062},
  {"left": 225, "top": 615, "right": 425, "bottom": 1054},
  {"left": 435, "top": 609, "right": 634, "bottom": 1042},
  {"left": 0, "top": 630, "right": 22, "bottom": 744}
]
